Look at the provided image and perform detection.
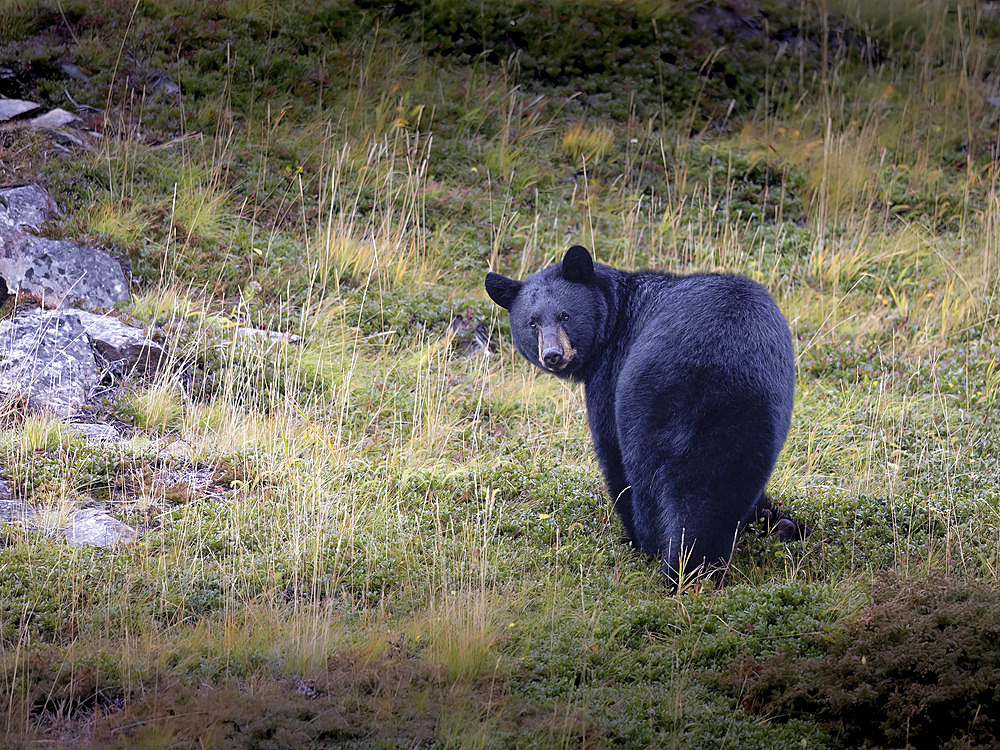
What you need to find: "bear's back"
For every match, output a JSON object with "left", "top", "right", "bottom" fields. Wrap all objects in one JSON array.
[{"left": 616, "top": 270, "right": 794, "bottom": 402}]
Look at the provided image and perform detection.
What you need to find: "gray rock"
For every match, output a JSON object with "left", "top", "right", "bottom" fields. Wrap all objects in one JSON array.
[
  {"left": 0, "top": 183, "right": 59, "bottom": 232},
  {"left": 0, "top": 480, "right": 36, "bottom": 525},
  {"left": 150, "top": 73, "right": 181, "bottom": 97},
  {"left": 74, "top": 310, "right": 165, "bottom": 371},
  {"left": 0, "top": 234, "right": 131, "bottom": 310},
  {"left": 0, "top": 183, "right": 131, "bottom": 311},
  {"left": 233, "top": 326, "right": 302, "bottom": 345},
  {"left": 28, "top": 108, "right": 79, "bottom": 129},
  {"left": 2, "top": 467, "right": 135, "bottom": 547},
  {"left": 0, "top": 309, "right": 165, "bottom": 415},
  {"left": 0, "top": 98, "right": 39, "bottom": 121},
  {"left": 0, "top": 309, "right": 101, "bottom": 415},
  {"left": 60, "top": 63, "right": 89, "bottom": 80},
  {"left": 448, "top": 314, "right": 492, "bottom": 355},
  {"left": 63, "top": 508, "right": 137, "bottom": 547},
  {"left": 0, "top": 498, "right": 34, "bottom": 524}
]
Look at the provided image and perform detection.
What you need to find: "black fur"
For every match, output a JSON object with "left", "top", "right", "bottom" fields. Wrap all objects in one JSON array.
[{"left": 486, "top": 246, "right": 796, "bottom": 583}]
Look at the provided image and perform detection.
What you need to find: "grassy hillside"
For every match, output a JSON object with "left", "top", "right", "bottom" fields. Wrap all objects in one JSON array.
[{"left": 2, "top": 0, "right": 1000, "bottom": 747}]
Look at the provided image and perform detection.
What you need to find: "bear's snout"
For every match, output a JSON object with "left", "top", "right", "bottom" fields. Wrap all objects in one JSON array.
[
  {"left": 542, "top": 346, "right": 564, "bottom": 369},
  {"left": 537, "top": 325, "right": 570, "bottom": 371}
]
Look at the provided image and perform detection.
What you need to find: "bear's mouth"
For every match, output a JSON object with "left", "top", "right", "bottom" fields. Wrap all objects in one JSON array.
[{"left": 542, "top": 357, "right": 570, "bottom": 372}]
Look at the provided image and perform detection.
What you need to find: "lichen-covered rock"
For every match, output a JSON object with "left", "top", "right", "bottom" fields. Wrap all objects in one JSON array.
[
  {"left": 0, "top": 309, "right": 164, "bottom": 415},
  {"left": 0, "top": 309, "right": 100, "bottom": 415},
  {"left": 0, "top": 234, "right": 131, "bottom": 310},
  {"left": 0, "top": 183, "right": 130, "bottom": 311},
  {"left": 0, "top": 183, "right": 58, "bottom": 231},
  {"left": 0, "top": 480, "right": 36, "bottom": 525},
  {"left": 0, "top": 497, "right": 34, "bottom": 524}
]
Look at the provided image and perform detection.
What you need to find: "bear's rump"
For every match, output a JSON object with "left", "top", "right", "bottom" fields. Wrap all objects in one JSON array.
[{"left": 613, "top": 350, "right": 785, "bottom": 522}]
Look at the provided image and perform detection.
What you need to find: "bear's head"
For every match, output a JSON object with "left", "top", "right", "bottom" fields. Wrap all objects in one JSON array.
[{"left": 485, "top": 245, "right": 607, "bottom": 380}]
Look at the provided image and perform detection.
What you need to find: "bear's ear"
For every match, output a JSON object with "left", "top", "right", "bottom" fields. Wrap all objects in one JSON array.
[
  {"left": 562, "top": 245, "right": 594, "bottom": 284},
  {"left": 485, "top": 272, "right": 522, "bottom": 309}
]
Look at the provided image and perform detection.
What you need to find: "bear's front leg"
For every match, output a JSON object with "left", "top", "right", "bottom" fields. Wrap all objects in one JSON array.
[
  {"left": 586, "top": 389, "right": 641, "bottom": 547},
  {"left": 595, "top": 437, "right": 639, "bottom": 546}
]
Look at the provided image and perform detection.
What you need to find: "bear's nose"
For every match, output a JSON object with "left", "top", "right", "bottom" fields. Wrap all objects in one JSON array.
[{"left": 542, "top": 347, "right": 564, "bottom": 368}]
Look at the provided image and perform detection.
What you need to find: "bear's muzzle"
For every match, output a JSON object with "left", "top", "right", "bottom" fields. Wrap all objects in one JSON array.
[{"left": 537, "top": 324, "right": 575, "bottom": 372}]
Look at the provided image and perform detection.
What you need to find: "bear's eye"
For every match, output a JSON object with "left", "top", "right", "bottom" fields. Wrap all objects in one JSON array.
[
  {"left": 559, "top": 312, "right": 571, "bottom": 322},
  {"left": 528, "top": 320, "right": 537, "bottom": 330}
]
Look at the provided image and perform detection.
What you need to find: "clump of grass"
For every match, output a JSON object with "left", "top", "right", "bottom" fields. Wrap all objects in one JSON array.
[
  {"left": 171, "top": 178, "right": 230, "bottom": 245},
  {"left": 413, "top": 589, "right": 505, "bottom": 684},
  {"left": 123, "top": 380, "right": 186, "bottom": 433},
  {"left": 0, "top": 0, "right": 41, "bottom": 42},
  {"left": 10, "top": 414, "right": 79, "bottom": 456},
  {"left": 561, "top": 121, "right": 615, "bottom": 165},
  {"left": 180, "top": 401, "right": 229, "bottom": 434},
  {"left": 128, "top": 287, "right": 200, "bottom": 325},
  {"left": 309, "top": 130, "right": 436, "bottom": 293},
  {"left": 87, "top": 199, "right": 154, "bottom": 247}
]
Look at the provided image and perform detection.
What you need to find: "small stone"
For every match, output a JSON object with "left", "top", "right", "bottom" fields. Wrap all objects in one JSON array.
[
  {"left": 448, "top": 314, "right": 492, "bottom": 355},
  {"left": 28, "top": 108, "right": 79, "bottom": 129},
  {"left": 61, "top": 63, "right": 89, "bottom": 80},
  {"left": 233, "top": 326, "right": 301, "bottom": 345},
  {"left": 64, "top": 507, "right": 137, "bottom": 547},
  {"left": 150, "top": 74, "right": 181, "bottom": 97},
  {"left": 0, "top": 98, "right": 39, "bottom": 121}
]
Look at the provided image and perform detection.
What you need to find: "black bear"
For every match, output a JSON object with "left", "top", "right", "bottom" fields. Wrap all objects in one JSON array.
[{"left": 486, "top": 245, "right": 796, "bottom": 583}]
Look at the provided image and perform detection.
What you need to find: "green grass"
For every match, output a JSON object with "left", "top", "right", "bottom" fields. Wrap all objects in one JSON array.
[{"left": 2, "top": 0, "right": 1000, "bottom": 747}]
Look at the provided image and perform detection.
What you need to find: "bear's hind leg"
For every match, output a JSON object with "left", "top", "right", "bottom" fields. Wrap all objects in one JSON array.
[
  {"left": 628, "top": 464, "right": 747, "bottom": 585},
  {"left": 655, "top": 510, "right": 739, "bottom": 585}
]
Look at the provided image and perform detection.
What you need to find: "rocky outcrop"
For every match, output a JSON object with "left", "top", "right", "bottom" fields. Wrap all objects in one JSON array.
[
  {"left": 0, "top": 183, "right": 130, "bottom": 311},
  {"left": 0, "top": 308, "right": 164, "bottom": 415}
]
